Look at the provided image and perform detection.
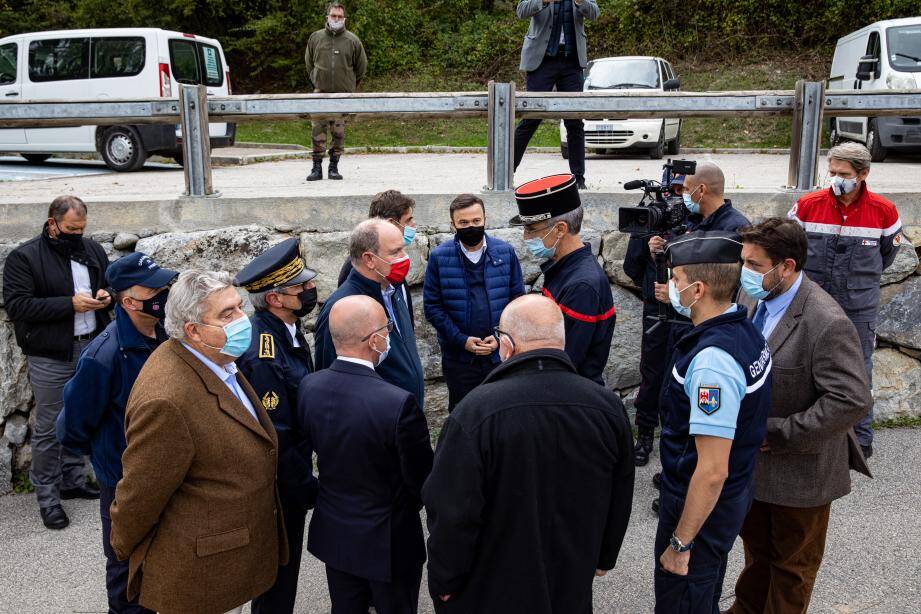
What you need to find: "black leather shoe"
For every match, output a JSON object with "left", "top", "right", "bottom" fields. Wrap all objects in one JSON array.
[
  {"left": 575, "top": 176, "right": 587, "bottom": 190},
  {"left": 861, "top": 444, "right": 873, "bottom": 460},
  {"left": 651, "top": 497, "right": 660, "bottom": 516},
  {"left": 62, "top": 483, "right": 100, "bottom": 500},
  {"left": 633, "top": 426, "right": 654, "bottom": 467},
  {"left": 652, "top": 472, "right": 661, "bottom": 490},
  {"left": 40, "top": 505, "right": 70, "bottom": 530}
]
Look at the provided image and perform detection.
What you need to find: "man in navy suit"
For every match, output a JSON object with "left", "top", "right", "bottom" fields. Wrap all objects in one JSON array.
[{"left": 297, "top": 295, "right": 434, "bottom": 614}]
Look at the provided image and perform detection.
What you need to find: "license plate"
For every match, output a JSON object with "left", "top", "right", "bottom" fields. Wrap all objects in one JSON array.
[{"left": 594, "top": 123, "right": 614, "bottom": 131}]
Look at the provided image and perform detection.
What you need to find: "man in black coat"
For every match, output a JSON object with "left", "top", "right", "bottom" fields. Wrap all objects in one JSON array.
[
  {"left": 2, "top": 196, "right": 111, "bottom": 529},
  {"left": 297, "top": 295, "right": 434, "bottom": 614},
  {"left": 423, "top": 294, "right": 635, "bottom": 613}
]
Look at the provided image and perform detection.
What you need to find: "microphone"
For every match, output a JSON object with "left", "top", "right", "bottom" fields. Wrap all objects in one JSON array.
[{"left": 623, "top": 179, "right": 647, "bottom": 190}]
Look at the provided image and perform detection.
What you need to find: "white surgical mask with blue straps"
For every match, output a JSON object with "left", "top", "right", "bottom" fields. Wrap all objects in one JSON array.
[{"left": 682, "top": 185, "right": 702, "bottom": 215}]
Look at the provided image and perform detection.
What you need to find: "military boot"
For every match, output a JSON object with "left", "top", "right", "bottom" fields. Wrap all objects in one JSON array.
[
  {"left": 634, "top": 426, "right": 655, "bottom": 466},
  {"left": 328, "top": 155, "right": 343, "bottom": 180},
  {"left": 306, "top": 158, "right": 323, "bottom": 181}
]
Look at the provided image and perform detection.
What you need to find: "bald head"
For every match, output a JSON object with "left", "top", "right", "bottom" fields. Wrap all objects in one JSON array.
[
  {"left": 329, "top": 295, "right": 389, "bottom": 359},
  {"left": 686, "top": 161, "right": 725, "bottom": 198},
  {"left": 497, "top": 295, "right": 565, "bottom": 358}
]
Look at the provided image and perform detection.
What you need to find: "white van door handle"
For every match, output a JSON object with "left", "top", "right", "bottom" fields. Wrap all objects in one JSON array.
[{"left": 4, "top": 91, "right": 17, "bottom": 96}]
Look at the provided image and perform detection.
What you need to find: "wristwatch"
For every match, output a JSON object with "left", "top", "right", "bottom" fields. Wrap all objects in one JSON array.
[{"left": 669, "top": 532, "right": 694, "bottom": 553}]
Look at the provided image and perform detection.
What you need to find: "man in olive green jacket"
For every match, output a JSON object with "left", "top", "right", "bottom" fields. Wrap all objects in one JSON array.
[{"left": 305, "top": 2, "right": 368, "bottom": 182}]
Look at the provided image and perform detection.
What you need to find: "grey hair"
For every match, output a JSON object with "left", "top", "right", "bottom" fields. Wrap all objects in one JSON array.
[
  {"left": 247, "top": 289, "right": 273, "bottom": 311},
  {"left": 164, "top": 270, "right": 235, "bottom": 340},
  {"left": 48, "top": 195, "right": 87, "bottom": 222},
  {"left": 549, "top": 206, "right": 583, "bottom": 235},
  {"left": 828, "top": 142, "right": 872, "bottom": 173},
  {"left": 349, "top": 219, "right": 385, "bottom": 265}
]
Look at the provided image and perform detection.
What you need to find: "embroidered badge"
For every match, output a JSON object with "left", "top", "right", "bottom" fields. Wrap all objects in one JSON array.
[
  {"left": 259, "top": 333, "right": 275, "bottom": 359},
  {"left": 262, "top": 391, "right": 279, "bottom": 411},
  {"left": 893, "top": 233, "right": 903, "bottom": 247},
  {"left": 861, "top": 239, "right": 878, "bottom": 247},
  {"left": 697, "top": 386, "right": 721, "bottom": 415}
]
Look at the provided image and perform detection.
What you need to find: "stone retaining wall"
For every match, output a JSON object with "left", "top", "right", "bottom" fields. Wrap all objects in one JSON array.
[{"left": 1, "top": 196, "right": 919, "bottom": 493}]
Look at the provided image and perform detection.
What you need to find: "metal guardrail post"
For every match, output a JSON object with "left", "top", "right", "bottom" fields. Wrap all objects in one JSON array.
[
  {"left": 787, "top": 80, "right": 825, "bottom": 190},
  {"left": 486, "top": 81, "right": 515, "bottom": 192},
  {"left": 179, "top": 84, "right": 218, "bottom": 198}
]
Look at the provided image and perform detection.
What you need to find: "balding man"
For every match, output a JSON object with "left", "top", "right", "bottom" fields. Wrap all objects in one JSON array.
[
  {"left": 423, "top": 295, "right": 635, "bottom": 613},
  {"left": 297, "top": 295, "right": 434, "bottom": 614},
  {"left": 314, "top": 219, "right": 426, "bottom": 407}
]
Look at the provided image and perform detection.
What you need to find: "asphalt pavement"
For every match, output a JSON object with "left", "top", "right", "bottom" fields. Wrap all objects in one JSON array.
[{"left": 1, "top": 427, "right": 918, "bottom": 613}]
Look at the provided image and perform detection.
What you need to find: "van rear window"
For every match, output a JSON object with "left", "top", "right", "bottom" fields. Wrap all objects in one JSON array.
[
  {"left": 0, "top": 43, "right": 15, "bottom": 85},
  {"left": 169, "top": 39, "right": 224, "bottom": 87},
  {"left": 91, "top": 37, "right": 145, "bottom": 79},
  {"left": 29, "top": 38, "right": 89, "bottom": 82}
]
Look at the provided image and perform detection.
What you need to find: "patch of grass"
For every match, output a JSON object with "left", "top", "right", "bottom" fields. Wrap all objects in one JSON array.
[
  {"left": 237, "top": 51, "right": 832, "bottom": 150},
  {"left": 873, "top": 415, "right": 921, "bottom": 430},
  {"left": 12, "top": 470, "right": 33, "bottom": 495}
]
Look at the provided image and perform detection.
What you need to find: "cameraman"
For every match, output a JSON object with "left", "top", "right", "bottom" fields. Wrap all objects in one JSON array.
[{"left": 624, "top": 174, "right": 686, "bottom": 467}]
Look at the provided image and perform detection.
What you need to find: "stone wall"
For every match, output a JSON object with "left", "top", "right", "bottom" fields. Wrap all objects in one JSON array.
[{"left": 1, "top": 196, "right": 919, "bottom": 493}]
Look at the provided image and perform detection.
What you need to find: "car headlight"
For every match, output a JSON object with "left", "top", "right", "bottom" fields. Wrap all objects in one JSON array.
[{"left": 887, "top": 74, "right": 917, "bottom": 90}]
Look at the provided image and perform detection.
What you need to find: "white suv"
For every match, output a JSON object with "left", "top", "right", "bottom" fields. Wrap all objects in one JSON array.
[{"left": 561, "top": 56, "right": 681, "bottom": 160}]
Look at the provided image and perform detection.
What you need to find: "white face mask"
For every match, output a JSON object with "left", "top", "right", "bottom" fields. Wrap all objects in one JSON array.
[
  {"left": 829, "top": 175, "right": 858, "bottom": 196},
  {"left": 327, "top": 17, "right": 345, "bottom": 31}
]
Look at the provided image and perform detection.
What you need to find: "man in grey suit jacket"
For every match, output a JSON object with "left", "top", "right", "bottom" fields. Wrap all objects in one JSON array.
[
  {"left": 726, "top": 218, "right": 872, "bottom": 614},
  {"left": 514, "top": 0, "right": 600, "bottom": 189}
]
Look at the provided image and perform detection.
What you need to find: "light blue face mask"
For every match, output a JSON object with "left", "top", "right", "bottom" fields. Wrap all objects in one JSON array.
[
  {"left": 682, "top": 185, "right": 702, "bottom": 215},
  {"left": 668, "top": 279, "right": 698, "bottom": 318},
  {"left": 199, "top": 314, "right": 253, "bottom": 358},
  {"left": 372, "top": 332, "right": 391, "bottom": 366},
  {"left": 740, "top": 264, "right": 781, "bottom": 301},
  {"left": 524, "top": 226, "right": 560, "bottom": 260},
  {"left": 399, "top": 222, "right": 416, "bottom": 246}
]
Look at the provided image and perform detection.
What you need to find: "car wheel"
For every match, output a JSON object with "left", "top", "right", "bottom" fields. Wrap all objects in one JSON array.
[
  {"left": 649, "top": 129, "right": 665, "bottom": 160},
  {"left": 561, "top": 143, "right": 569, "bottom": 160},
  {"left": 666, "top": 124, "right": 681, "bottom": 156},
  {"left": 866, "top": 119, "right": 887, "bottom": 163},
  {"left": 171, "top": 150, "right": 184, "bottom": 167},
  {"left": 100, "top": 126, "right": 147, "bottom": 172},
  {"left": 21, "top": 153, "right": 52, "bottom": 164}
]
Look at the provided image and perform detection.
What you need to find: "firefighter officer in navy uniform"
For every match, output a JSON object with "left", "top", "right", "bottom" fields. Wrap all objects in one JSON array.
[
  {"left": 654, "top": 231, "right": 772, "bottom": 614},
  {"left": 510, "top": 173, "right": 616, "bottom": 386},
  {"left": 235, "top": 237, "right": 319, "bottom": 614}
]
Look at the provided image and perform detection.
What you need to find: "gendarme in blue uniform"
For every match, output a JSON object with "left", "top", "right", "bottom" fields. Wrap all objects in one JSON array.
[{"left": 655, "top": 304, "right": 772, "bottom": 614}]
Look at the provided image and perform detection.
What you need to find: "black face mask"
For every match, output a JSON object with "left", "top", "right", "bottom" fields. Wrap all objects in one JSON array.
[
  {"left": 132, "top": 288, "right": 169, "bottom": 321},
  {"left": 456, "top": 225, "right": 486, "bottom": 248},
  {"left": 293, "top": 287, "right": 318, "bottom": 318},
  {"left": 49, "top": 221, "right": 84, "bottom": 251}
]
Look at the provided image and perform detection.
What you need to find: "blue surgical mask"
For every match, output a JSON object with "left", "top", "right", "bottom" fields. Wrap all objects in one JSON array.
[
  {"left": 524, "top": 226, "right": 560, "bottom": 260},
  {"left": 682, "top": 186, "right": 701, "bottom": 215},
  {"left": 829, "top": 175, "right": 858, "bottom": 196},
  {"left": 740, "top": 264, "right": 781, "bottom": 301},
  {"left": 668, "top": 279, "right": 698, "bottom": 318},
  {"left": 400, "top": 223, "right": 416, "bottom": 246},
  {"left": 372, "top": 332, "right": 391, "bottom": 366},
  {"left": 199, "top": 314, "right": 253, "bottom": 358}
]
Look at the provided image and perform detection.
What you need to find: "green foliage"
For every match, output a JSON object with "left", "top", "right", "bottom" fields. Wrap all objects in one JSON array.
[
  {"left": 1, "top": 0, "right": 918, "bottom": 92},
  {"left": 12, "top": 470, "right": 34, "bottom": 494}
]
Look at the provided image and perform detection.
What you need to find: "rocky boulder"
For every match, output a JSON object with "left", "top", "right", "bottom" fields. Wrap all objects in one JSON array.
[
  {"left": 604, "top": 285, "right": 644, "bottom": 390},
  {"left": 600, "top": 231, "right": 636, "bottom": 289},
  {"left": 872, "top": 349, "right": 921, "bottom": 421},
  {"left": 881, "top": 242, "right": 919, "bottom": 285},
  {"left": 877, "top": 276, "right": 921, "bottom": 351},
  {"left": 0, "top": 312, "right": 31, "bottom": 420}
]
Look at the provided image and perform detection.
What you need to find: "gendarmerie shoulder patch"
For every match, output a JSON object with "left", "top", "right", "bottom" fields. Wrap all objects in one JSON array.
[
  {"left": 259, "top": 333, "right": 276, "bottom": 359},
  {"left": 697, "top": 386, "right": 721, "bottom": 414},
  {"left": 262, "top": 391, "right": 279, "bottom": 411}
]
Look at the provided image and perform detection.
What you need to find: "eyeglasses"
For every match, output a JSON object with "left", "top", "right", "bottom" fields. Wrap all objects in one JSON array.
[
  {"left": 276, "top": 282, "right": 311, "bottom": 296},
  {"left": 361, "top": 320, "right": 394, "bottom": 342},
  {"left": 492, "top": 326, "right": 515, "bottom": 347}
]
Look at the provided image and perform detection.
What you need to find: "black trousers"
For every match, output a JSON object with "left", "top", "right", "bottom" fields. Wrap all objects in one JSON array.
[
  {"left": 443, "top": 356, "right": 496, "bottom": 412},
  {"left": 325, "top": 563, "right": 423, "bottom": 614},
  {"left": 634, "top": 302, "right": 672, "bottom": 430},
  {"left": 514, "top": 53, "right": 585, "bottom": 177},
  {"left": 100, "top": 485, "right": 152, "bottom": 614},
  {"left": 252, "top": 498, "right": 307, "bottom": 614},
  {"left": 654, "top": 490, "right": 751, "bottom": 614}
]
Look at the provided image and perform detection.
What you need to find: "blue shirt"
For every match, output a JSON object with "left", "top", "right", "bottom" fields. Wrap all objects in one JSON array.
[
  {"left": 685, "top": 305, "right": 747, "bottom": 441},
  {"left": 182, "top": 343, "right": 259, "bottom": 422},
  {"left": 381, "top": 283, "right": 401, "bottom": 335},
  {"left": 755, "top": 272, "right": 804, "bottom": 339}
]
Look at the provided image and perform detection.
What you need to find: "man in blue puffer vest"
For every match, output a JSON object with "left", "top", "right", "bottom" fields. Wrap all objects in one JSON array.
[{"left": 424, "top": 194, "right": 525, "bottom": 410}]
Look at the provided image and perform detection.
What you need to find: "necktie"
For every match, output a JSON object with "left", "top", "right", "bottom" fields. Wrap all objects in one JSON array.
[{"left": 752, "top": 302, "right": 768, "bottom": 333}]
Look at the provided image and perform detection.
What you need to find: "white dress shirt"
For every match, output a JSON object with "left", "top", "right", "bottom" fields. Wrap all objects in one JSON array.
[
  {"left": 284, "top": 321, "right": 301, "bottom": 348},
  {"left": 71, "top": 261, "right": 96, "bottom": 336},
  {"left": 182, "top": 343, "right": 259, "bottom": 422},
  {"left": 337, "top": 355, "right": 376, "bottom": 371},
  {"left": 461, "top": 238, "right": 487, "bottom": 265}
]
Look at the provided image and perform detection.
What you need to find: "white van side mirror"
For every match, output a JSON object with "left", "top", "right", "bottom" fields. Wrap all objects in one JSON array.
[{"left": 856, "top": 55, "right": 879, "bottom": 81}]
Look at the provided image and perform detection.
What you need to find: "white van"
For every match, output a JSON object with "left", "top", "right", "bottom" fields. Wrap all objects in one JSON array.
[
  {"left": 828, "top": 17, "right": 921, "bottom": 162},
  {"left": 560, "top": 56, "right": 681, "bottom": 160},
  {"left": 0, "top": 28, "right": 235, "bottom": 171}
]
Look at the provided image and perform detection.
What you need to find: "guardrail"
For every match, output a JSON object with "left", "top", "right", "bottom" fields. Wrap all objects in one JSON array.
[{"left": 2, "top": 81, "right": 921, "bottom": 197}]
